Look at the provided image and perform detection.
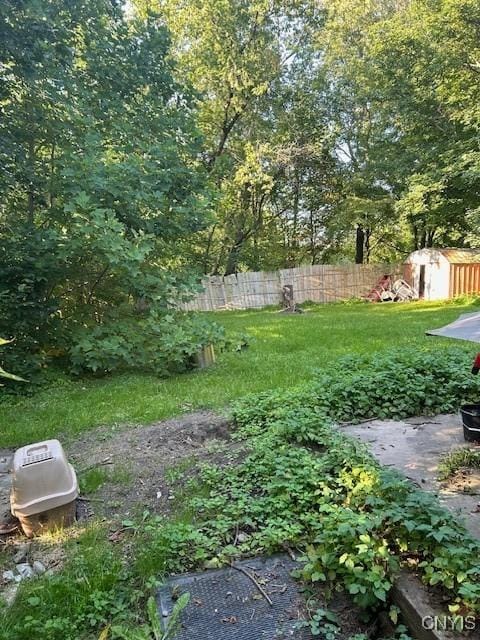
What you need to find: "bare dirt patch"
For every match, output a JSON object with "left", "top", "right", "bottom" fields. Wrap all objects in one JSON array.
[
  {"left": 68, "top": 410, "right": 237, "bottom": 520},
  {"left": 441, "top": 467, "right": 480, "bottom": 496}
]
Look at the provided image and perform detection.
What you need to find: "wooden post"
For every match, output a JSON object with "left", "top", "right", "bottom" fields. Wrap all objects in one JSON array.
[
  {"left": 282, "top": 284, "right": 294, "bottom": 310},
  {"left": 195, "top": 344, "right": 216, "bottom": 369}
]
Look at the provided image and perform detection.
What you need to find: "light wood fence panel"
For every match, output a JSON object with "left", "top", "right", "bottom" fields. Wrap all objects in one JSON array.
[{"left": 181, "top": 263, "right": 401, "bottom": 311}]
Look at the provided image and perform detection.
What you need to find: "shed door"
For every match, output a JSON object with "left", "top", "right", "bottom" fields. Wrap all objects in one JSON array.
[{"left": 418, "top": 265, "right": 426, "bottom": 299}]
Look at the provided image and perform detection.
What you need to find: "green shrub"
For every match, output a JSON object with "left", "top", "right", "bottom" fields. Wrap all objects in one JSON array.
[
  {"left": 69, "top": 312, "right": 224, "bottom": 376},
  {"left": 0, "top": 338, "right": 26, "bottom": 386},
  {"left": 314, "top": 348, "right": 479, "bottom": 422},
  {"left": 234, "top": 347, "right": 480, "bottom": 427},
  {"left": 0, "top": 228, "right": 65, "bottom": 383}
]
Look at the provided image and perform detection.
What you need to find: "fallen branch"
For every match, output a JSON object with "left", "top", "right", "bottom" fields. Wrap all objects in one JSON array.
[
  {"left": 338, "top": 417, "right": 377, "bottom": 427},
  {"left": 229, "top": 562, "right": 273, "bottom": 606},
  {"left": 78, "top": 457, "right": 113, "bottom": 474}
]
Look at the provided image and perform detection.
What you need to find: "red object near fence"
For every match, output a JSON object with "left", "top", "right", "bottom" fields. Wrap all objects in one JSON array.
[{"left": 364, "top": 274, "right": 393, "bottom": 302}]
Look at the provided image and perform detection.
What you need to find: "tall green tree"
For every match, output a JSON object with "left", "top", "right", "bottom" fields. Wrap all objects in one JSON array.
[
  {"left": 320, "top": 0, "right": 480, "bottom": 255},
  {"left": 156, "top": 0, "right": 328, "bottom": 274},
  {"left": 0, "top": 0, "right": 211, "bottom": 378}
]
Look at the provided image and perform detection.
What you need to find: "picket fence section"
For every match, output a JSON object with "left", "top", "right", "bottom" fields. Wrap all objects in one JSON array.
[{"left": 181, "top": 263, "right": 401, "bottom": 311}]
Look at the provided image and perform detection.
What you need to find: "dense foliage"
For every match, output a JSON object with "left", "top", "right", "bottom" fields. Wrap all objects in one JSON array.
[
  {"left": 0, "top": 339, "right": 25, "bottom": 385},
  {"left": 0, "top": 0, "right": 218, "bottom": 383},
  {"left": 153, "top": 0, "right": 480, "bottom": 271}
]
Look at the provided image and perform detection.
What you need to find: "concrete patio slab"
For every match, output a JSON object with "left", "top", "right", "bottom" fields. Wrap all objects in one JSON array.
[{"left": 341, "top": 414, "right": 480, "bottom": 539}]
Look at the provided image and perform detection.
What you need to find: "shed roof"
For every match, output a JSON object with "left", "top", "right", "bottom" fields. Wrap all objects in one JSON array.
[
  {"left": 404, "top": 248, "right": 480, "bottom": 265},
  {"left": 437, "top": 248, "right": 480, "bottom": 264}
]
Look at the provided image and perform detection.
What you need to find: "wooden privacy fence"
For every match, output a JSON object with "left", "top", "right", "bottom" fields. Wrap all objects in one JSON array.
[{"left": 181, "top": 263, "right": 402, "bottom": 311}]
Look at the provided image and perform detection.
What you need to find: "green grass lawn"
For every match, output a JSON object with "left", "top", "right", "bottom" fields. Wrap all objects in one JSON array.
[{"left": 1, "top": 299, "right": 478, "bottom": 448}]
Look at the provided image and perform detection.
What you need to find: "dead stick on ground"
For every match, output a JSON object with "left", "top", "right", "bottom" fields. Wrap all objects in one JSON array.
[
  {"left": 338, "top": 417, "right": 377, "bottom": 427},
  {"left": 78, "top": 459, "right": 113, "bottom": 474},
  {"left": 229, "top": 562, "right": 273, "bottom": 606},
  {"left": 282, "top": 544, "right": 296, "bottom": 561},
  {"left": 77, "top": 496, "right": 104, "bottom": 503}
]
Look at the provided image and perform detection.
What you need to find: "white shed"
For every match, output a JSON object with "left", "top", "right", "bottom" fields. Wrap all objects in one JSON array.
[{"left": 404, "top": 248, "right": 480, "bottom": 301}]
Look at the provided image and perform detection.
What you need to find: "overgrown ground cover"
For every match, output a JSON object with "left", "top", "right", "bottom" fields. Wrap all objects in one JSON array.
[
  {"left": 3, "top": 346, "right": 480, "bottom": 639},
  {"left": 1, "top": 299, "right": 479, "bottom": 448}
]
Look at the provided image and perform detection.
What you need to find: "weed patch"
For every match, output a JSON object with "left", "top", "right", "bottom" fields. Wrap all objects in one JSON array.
[{"left": 438, "top": 448, "right": 480, "bottom": 480}]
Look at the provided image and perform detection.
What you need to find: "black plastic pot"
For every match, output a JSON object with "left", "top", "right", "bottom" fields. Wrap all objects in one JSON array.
[{"left": 460, "top": 404, "right": 480, "bottom": 442}]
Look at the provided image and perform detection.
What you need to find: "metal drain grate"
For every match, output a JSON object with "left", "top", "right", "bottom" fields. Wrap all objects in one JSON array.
[{"left": 157, "top": 555, "right": 314, "bottom": 639}]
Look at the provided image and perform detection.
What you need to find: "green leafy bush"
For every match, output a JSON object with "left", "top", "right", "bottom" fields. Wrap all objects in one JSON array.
[
  {"left": 0, "top": 228, "right": 64, "bottom": 383},
  {"left": 314, "top": 348, "right": 479, "bottom": 421},
  {"left": 234, "top": 347, "right": 480, "bottom": 428},
  {"left": 0, "top": 338, "right": 26, "bottom": 386},
  {"left": 69, "top": 313, "right": 224, "bottom": 376}
]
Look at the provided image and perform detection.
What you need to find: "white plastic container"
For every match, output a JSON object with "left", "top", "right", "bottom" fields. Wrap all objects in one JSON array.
[{"left": 10, "top": 439, "right": 78, "bottom": 537}]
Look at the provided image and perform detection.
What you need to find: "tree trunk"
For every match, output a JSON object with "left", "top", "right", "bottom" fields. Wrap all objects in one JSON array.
[
  {"left": 426, "top": 229, "right": 436, "bottom": 248},
  {"left": 290, "top": 170, "right": 300, "bottom": 266},
  {"left": 224, "top": 233, "right": 246, "bottom": 275},
  {"left": 309, "top": 209, "right": 317, "bottom": 264},
  {"left": 420, "top": 229, "right": 427, "bottom": 249},
  {"left": 224, "top": 245, "right": 240, "bottom": 275},
  {"left": 355, "top": 224, "right": 365, "bottom": 264},
  {"left": 27, "top": 138, "right": 35, "bottom": 225},
  {"left": 411, "top": 219, "right": 419, "bottom": 250},
  {"left": 202, "top": 224, "right": 217, "bottom": 274}
]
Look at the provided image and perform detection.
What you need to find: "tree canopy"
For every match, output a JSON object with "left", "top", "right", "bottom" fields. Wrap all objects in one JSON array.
[
  {"left": 151, "top": 0, "right": 480, "bottom": 272},
  {"left": 1, "top": 0, "right": 479, "bottom": 382},
  {"left": 0, "top": 0, "right": 215, "bottom": 379}
]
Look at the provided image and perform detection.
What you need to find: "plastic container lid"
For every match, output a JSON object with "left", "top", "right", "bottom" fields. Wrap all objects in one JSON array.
[{"left": 10, "top": 439, "right": 78, "bottom": 517}]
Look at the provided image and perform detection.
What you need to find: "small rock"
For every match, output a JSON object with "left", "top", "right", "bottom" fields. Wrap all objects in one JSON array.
[
  {"left": 16, "top": 563, "right": 34, "bottom": 579},
  {"left": 12, "top": 543, "right": 30, "bottom": 564},
  {"left": 32, "top": 561, "right": 46, "bottom": 575},
  {"left": 236, "top": 532, "right": 249, "bottom": 543},
  {"left": 2, "top": 570, "right": 15, "bottom": 583}
]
